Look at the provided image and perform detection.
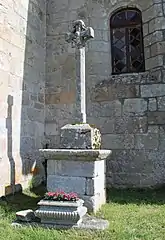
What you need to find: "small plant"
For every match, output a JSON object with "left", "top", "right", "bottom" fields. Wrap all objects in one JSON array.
[{"left": 44, "top": 191, "right": 79, "bottom": 202}]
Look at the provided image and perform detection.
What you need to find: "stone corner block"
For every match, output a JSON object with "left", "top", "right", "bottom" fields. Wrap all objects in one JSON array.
[
  {"left": 16, "top": 209, "right": 36, "bottom": 222},
  {"left": 60, "top": 123, "right": 101, "bottom": 149},
  {"left": 81, "top": 191, "right": 106, "bottom": 213}
]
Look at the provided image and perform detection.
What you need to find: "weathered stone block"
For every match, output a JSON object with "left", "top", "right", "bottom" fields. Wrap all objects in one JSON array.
[
  {"left": 16, "top": 210, "right": 36, "bottom": 222},
  {"left": 148, "top": 126, "right": 159, "bottom": 133},
  {"left": 88, "top": 117, "right": 115, "bottom": 134},
  {"left": 159, "top": 126, "right": 165, "bottom": 151},
  {"left": 88, "top": 101, "right": 121, "bottom": 117},
  {"left": 114, "top": 116, "right": 147, "bottom": 134},
  {"left": 89, "top": 17, "right": 108, "bottom": 31},
  {"left": 141, "top": 84, "right": 165, "bottom": 97},
  {"left": 148, "top": 98, "right": 157, "bottom": 111},
  {"left": 148, "top": 112, "right": 165, "bottom": 124},
  {"left": 88, "top": 41, "right": 109, "bottom": 52},
  {"left": 158, "top": 96, "right": 165, "bottom": 111},
  {"left": 102, "top": 134, "right": 134, "bottom": 149},
  {"left": 106, "top": 149, "right": 153, "bottom": 175},
  {"left": 48, "top": 160, "right": 105, "bottom": 178},
  {"left": 123, "top": 99, "right": 147, "bottom": 115},
  {"left": 107, "top": 173, "right": 141, "bottom": 188},
  {"left": 60, "top": 124, "right": 101, "bottom": 149},
  {"left": 134, "top": 134, "right": 159, "bottom": 150},
  {"left": 91, "top": 83, "right": 139, "bottom": 102},
  {"left": 45, "top": 123, "right": 58, "bottom": 136},
  {"left": 47, "top": 175, "right": 86, "bottom": 195},
  {"left": 108, "top": 72, "right": 153, "bottom": 84},
  {"left": 47, "top": 0, "right": 69, "bottom": 14},
  {"left": 146, "top": 55, "right": 163, "bottom": 70},
  {"left": 45, "top": 91, "right": 75, "bottom": 104}
]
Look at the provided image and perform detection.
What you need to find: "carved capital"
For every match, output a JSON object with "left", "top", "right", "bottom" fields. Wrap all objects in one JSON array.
[{"left": 65, "top": 20, "right": 94, "bottom": 48}]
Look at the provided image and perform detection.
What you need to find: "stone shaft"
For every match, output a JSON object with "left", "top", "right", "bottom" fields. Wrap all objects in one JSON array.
[
  {"left": 65, "top": 20, "right": 94, "bottom": 123},
  {"left": 76, "top": 47, "right": 86, "bottom": 123}
]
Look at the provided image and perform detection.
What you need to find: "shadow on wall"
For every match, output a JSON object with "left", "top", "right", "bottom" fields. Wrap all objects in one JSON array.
[
  {"left": 19, "top": 0, "right": 46, "bottom": 189},
  {"left": 6, "top": 95, "right": 15, "bottom": 194}
]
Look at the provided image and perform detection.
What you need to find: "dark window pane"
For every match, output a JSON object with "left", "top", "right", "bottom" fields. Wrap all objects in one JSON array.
[
  {"left": 110, "top": 8, "right": 145, "bottom": 74},
  {"left": 126, "top": 10, "right": 141, "bottom": 22},
  {"left": 111, "top": 9, "right": 142, "bottom": 28}
]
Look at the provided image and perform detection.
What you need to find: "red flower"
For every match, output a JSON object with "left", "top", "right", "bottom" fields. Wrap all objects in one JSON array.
[
  {"left": 47, "top": 192, "right": 54, "bottom": 196},
  {"left": 44, "top": 190, "right": 79, "bottom": 202}
]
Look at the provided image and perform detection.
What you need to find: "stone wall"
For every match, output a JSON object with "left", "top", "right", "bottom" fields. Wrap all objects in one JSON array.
[
  {"left": 45, "top": 0, "right": 154, "bottom": 145},
  {"left": 1, "top": 0, "right": 165, "bottom": 194},
  {"left": 90, "top": 73, "right": 165, "bottom": 188},
  {"left": 0, "top": 0, "right": 46, "bottom": 196},
  {"left": 46, "top": 0, "right": 165, "bottom": 188}
]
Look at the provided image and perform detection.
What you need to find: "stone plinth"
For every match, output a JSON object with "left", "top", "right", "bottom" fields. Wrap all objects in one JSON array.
[
  {"left": 39, "top": 149, "right": 111, "bottom": 212},
  {"left": 60, "top": 124, "right": 101, "bottom": 149},
  {"left": 35, "top": 199, "right": 87, "bottom": 226}
]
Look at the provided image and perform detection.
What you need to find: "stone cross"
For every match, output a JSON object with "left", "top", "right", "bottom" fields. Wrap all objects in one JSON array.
[{"left": 65, "top": 20, "right": 94, "bottom": 123}]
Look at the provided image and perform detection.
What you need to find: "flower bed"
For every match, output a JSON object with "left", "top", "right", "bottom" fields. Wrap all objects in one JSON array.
[
  {"left": 35, "top": 190, "right": 87, "bottom": 226},
  {"left": 44, "top": 191, "right": 79, "bottom": 202}
]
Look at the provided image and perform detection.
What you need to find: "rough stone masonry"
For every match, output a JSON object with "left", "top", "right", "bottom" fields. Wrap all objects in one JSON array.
[{"left": 0, "top": 0, "right": 165, "bottom": 196}]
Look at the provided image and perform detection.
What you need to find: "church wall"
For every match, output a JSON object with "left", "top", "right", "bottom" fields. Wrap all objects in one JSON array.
[
  {"left": 0, "top": 0, "right": 46, "bottom": 196},
  {"left": 46, "top": 0, "right": 165, "bottom": 188}
]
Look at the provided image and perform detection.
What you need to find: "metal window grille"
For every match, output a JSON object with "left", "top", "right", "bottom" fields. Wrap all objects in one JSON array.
[{"left": 110, "top": 8, "right": 145, "bottom": 74}]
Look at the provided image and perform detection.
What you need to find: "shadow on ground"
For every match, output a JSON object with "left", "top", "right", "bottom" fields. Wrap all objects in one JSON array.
[
  {"left": 107, "top": 187, "right": 165, "bottom": 205},
  {"left": 0, "top": 185, "right": 46, "bottom": 214},
  {"left": 1, "top": 185, "right": 165, "bottom": 218}
]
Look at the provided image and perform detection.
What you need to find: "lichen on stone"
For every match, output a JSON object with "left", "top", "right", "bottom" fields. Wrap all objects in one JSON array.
[{"left": 92, "top": 128, "right": 101, "bottom": 149}]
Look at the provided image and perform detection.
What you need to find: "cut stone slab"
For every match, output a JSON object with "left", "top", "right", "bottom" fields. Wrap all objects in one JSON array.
[
  {"left": 39, "top": 149, "right": 111, "bottom": 161},
  {"left": 16, "top": 209, "right": 36, "bottom": 222},
  {"left": 60, "top": 124, "right": 101, "bottom": 149},
  {"left": 12, "top": 214, "right": 109, "bottom": 230}
]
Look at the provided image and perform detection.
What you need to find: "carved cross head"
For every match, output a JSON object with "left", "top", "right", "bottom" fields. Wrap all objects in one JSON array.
[{"left": 65, "top": 20, "right": 94, "bottom": 48}]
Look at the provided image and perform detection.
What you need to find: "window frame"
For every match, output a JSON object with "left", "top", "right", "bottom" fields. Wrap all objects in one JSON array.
[{"left": 110, "top": 8, "right": 145, "bottom": 75}]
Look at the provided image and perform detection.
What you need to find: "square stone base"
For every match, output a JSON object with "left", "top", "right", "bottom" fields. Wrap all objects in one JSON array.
[{"left": 40, "top": 149, "right": 111, "bottom": 213}]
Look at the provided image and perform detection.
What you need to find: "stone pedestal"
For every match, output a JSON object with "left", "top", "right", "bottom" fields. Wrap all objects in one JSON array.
[{"left": 40, "top": 124, "right": 111, "bottom": 212}]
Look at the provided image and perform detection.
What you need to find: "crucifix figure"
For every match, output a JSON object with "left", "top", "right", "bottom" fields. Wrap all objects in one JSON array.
[{"left": 65, "top": 20, "right": 94, "bottom": 123}]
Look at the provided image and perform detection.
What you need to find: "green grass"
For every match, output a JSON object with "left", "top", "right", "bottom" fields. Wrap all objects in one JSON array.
[{"left": 1, "top": 186, "right": 165, "bottom": 240}]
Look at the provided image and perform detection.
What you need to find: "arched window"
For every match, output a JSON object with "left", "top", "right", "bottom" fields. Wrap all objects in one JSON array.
[{"left": 110, "top": 8, "right": 145, "bottom": 74}]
